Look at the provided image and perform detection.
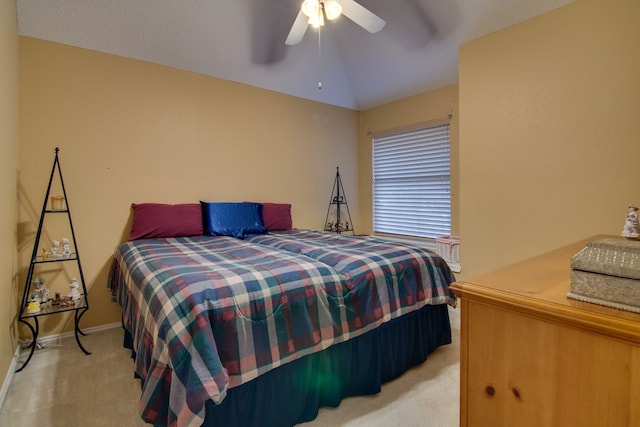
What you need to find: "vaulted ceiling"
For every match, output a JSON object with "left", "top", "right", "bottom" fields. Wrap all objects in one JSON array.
[{"left": 17, "top": 0, "right": 574, "bottom": 110}]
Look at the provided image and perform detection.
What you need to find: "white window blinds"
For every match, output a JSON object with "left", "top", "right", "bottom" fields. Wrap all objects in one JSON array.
[{"left": 372, "top": 121, "right": 451, "bottom": 239}]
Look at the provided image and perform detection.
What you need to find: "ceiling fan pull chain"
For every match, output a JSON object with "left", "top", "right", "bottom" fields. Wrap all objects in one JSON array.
[{"left": 318, "top": 25, "right": 323, "bottom": 90}]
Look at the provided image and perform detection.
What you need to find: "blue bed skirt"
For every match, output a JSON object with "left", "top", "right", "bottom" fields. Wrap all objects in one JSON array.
[{"left": 124, "top": 303, "right": 451, "bottom": 427}]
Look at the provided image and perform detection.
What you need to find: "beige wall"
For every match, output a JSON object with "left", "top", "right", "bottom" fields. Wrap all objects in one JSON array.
[
  {"left": 12, "top": 0, "right": 638, "bottom": 353},
  {"left": 0, "top": 0, "right": 19, "bottom": 388},
  {"left": 18, "top": 37, "right": 359, "bottom": 336},
  {"left": 357, "top": 84, "right": 460, "bottom": 239},
  {"left": 459, "top": 0, "right": 640, "bottom": 277}
]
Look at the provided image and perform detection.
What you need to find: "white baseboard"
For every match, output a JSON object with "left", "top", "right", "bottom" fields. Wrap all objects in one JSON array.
[
  {"left": 0, "top": 346, "right": 20, "bottom": 411},
  {"left": 33, "top": 321, "right": 121, "bottom": 347},
  {"left": 0, "top": 322, "right": 121, "bottom": 410}
]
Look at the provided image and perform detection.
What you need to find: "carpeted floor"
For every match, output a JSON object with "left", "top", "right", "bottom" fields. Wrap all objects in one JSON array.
[{"left": 1, "top": 306, "right": 460, "bottom": 426}]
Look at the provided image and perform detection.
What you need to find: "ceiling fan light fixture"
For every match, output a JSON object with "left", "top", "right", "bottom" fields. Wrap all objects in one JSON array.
[
  {"left": 308, "top": 9, "right": 325, "bottom": 28},
  {"left": 324, "top": 0, "right": 343, "bottom": 20},
  {"left": 302, "top": 0, "right": 320, "bottom": 18},
  {"left": 286, "top": 0, "right": 385, "bottom": 46}
]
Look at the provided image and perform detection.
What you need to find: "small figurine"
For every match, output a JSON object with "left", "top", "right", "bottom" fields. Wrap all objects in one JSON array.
[
  {"left": 621, "top": 205, "right": 640, "bottom": 239},
  {"left": 50, "top": 239, "right": 61, "bottom": 257},
  {"left": 26, "top": 300, "right": 41, "bottom": 313},
  {"left": 60, "top": 237, "right": 72, "bottom": 258},
  {"left": 67, "top": 277, "right": 81, "bottom": 300},
  {"left": 327, "top": 220, "right": 349, "bottom": 232},
  {"left": 32, "top": 277, "right": 50, "bottom": 302},
  {"left": 52, "top": 292, "right": 62, "bottom": 306},
  {"left": 41, "top": 248, "right": 49, "bottom": 260}
]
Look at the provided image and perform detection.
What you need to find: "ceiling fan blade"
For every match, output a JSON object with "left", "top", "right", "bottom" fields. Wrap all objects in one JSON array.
[
  {"left": 285, "top": 8, "right": 309, "bottom": 45},
  {"left": 340, "top": 0, "right": 386, "bottom": 33}
]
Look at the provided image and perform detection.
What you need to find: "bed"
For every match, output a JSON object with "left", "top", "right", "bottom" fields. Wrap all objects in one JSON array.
[{"left": 107, "top": 202, "right": 456, "bottom": 427}]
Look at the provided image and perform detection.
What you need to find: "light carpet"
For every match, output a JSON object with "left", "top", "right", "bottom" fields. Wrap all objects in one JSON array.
[{"left": 0, "top": 306, "right": 460, "bottom": 426}]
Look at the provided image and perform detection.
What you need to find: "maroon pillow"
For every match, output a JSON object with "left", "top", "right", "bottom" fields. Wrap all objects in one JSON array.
[
  {"left": 129, "top": 203, "right": 203, "bottom": 240},
  {"left": 261, "top": 203, "right": 292, "bottom": 231}
]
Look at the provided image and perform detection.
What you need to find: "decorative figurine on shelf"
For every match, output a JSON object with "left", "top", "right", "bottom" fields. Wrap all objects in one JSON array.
[
  {"left": 327, "top": 220, "right": 350, "bottom": 233},
  {"left": 621, "top": 205, "right": 640, "bottom": 239},
  {"left": 50, "top": 239, "right": 61, "bottom": 257},
  {"left": 61, "top": 237, "right": 71, "bottom": 258},
  {"left": 32, "top": 277, "right": 50, "bottom": 303},
  {"left": 52, "top": 292, "right": 62, "bottom": 307},
  {"left": 27, "top": 282, "right": 43, "bottom": 313},
  {"left": 26, "top": 300, "right": 41, "bottom": 314},
  {"left": 41, "top": 247, "right": 49, "bottom": 260},
  {"left": 67, "top": 277, "right": 81, "bottom": 300}
]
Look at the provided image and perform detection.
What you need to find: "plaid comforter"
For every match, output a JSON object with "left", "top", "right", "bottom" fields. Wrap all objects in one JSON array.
[
  {"left": 248, "top": 230, "right": 457, "bottom": 326},
  {"left": 107, "top": 231, "right": 455, "bottom": 427}
]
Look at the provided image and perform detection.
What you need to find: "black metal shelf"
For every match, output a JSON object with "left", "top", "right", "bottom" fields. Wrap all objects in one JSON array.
[
  {"left": 324, "top": 167, "right": 355, "bottom": 235},
  {"left": 32, "top": 254, "right": 79, "bottom": 264},
  {"left": 17, "top": 147, "right": 90, "bottom": 372},
  {"left": 20, "top": 296, "right": 87, "bottom": 319}
]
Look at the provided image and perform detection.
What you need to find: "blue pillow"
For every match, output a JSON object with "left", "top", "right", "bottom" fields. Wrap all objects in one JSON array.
[{"left": 200, "top": 202, "right": 268, "bottom": 239}]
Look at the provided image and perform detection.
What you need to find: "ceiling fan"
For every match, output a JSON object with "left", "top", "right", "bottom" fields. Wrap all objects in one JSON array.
[{"left": 285, "top": 0, "right": 386, "bottom": 46}]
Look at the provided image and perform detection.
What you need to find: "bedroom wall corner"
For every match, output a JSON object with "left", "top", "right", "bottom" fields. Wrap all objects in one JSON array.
[
  {"left": 0, "top": 0, "right": 20, "bottom": 405},
  {"left": 458, "top": 0, "right": 640, "bottom": 278}
]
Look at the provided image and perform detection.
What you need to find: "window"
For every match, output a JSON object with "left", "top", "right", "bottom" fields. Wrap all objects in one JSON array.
[{"left": 372, "top": 119, "right": 451, "bottom": 240}]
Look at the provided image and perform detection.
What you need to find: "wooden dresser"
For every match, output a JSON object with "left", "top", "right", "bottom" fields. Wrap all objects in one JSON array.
[{"left": 450, "top": 236, "right": 640, "bottom": 427}]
